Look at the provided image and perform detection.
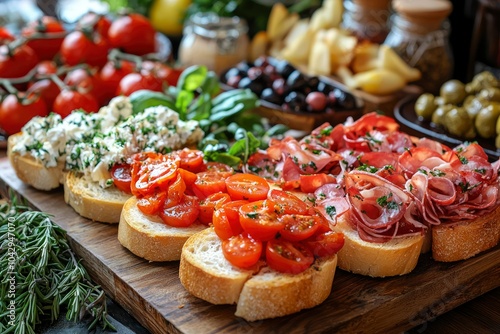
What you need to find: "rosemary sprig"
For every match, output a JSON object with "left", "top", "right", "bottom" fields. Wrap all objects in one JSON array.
[{"left": 0, "top": 198, "right": 115, "bottom": 333}]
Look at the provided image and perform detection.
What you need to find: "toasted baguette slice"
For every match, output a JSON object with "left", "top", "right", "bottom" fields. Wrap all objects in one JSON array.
[
  {"left": 118, "top": 197, "right": 206, "bottom": 261},
  {"left": 7, "top": 133, "right": 64, "bottom": 191},
  {"left": 332, "top": 213, "right": 424, "bottom": 277},
  {"left": 432, "top": 204, "right": 500, "bottom": 262},
  {"left": 64, "top": 172, "right": 131, "bottom": 223},
  {"left": 179, "top": 228, "right": 338, "bottom": 322}
]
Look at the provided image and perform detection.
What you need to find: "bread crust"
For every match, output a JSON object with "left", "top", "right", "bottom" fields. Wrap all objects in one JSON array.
[
  {"left": 432, "top": 204, "right": 500, "bottom": 262},
  {"left": 7, "top": 133, "right": 64, "bottom": 191},
  {"left": 179, "top": 228, "right": 338, "bottom": 321},
  {"left": 333, "top": 213, "right": 424, "bottom": 277},
  {"left": 64, "top": 172, "right": 131, "bottom": 223},
  {"left": 118, "top": 197, "right": 206, "bottom": 261}
]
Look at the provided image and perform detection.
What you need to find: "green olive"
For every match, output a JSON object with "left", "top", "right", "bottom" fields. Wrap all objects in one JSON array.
[
  {"left": 463, "top": 125, "right": 477, "bottom": 139},
  {"left": 467, "top": 71, "right": 499, "bottom": 94},
  {"left": 431, "top": 104, "right": 454, "bottom": 127},
  {"left": 415, "top": 93, "right": 436, "bottom": 120},
  {"left": 462, "top": 95, "right": 474, "bottom": 107},
  {"left": 440, "top": 79, "right": 467, "bottom": 105},
  {"left": 475, "top": 102, "right": 500, "bottom": 138},
  {"left": 478, "top": 87, "right": 500, "bottom": 102},
  {"left": 444, "top": 107, "right": 471, "bottom": 137},
  {"left": 464, "top": 97, "right": 488, "bottom": 121},
  {"left": 434, "top": 96, "right": 446, "bottom": 106}
]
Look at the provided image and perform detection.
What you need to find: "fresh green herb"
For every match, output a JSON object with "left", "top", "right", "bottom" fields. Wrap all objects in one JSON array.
[
  {"left": 475, "top": 168, "right": 486, "bottom": 175},
  {"left": 459, "top": 156, "right": 469, "bottom": 164},
  {"left": 377, "top": 193, "right": 400, "bottom": 210},
  {"left": 357, "top": 163, "right": 378, "bottom": 173},
  {"left": 430, "top": 169, "right": 445, "bottom": 177},
  {"left": 0, "top": 199, "right": 114, "bottom": 333},
  {"left": 325, "top": 205, "right": 336, "bottom": 218},
  {"left": 246, "top": 212, "right": 258, "bottom": 219}
]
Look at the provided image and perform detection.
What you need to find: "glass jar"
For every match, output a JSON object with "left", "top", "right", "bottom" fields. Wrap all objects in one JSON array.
[
  {"left": 384, "top": 1, "right": 454, "bottom": 93},
  {"left": 178, "top": 13, "right": 249, "bottom": 75},
  {"left": 342, "top": 0, "right": 391, "bottom": 44}
]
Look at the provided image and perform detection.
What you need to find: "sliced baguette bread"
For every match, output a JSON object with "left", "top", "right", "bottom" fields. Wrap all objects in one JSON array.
[
  {"left": 179, "top": 227, "right": 338, "bottom": 322},
  {"left": 64, "top": 172, "right": 131, "bottom": 223},
  {"left": 432, "top": 204, "right": 500, "bottom": 262},
  {"left": 8, "top": 133, "right": 64, "bottom": 191},
  {"left": 118, "top": 197, "right": 206, "bottom": 261},
  {"left": 332, "top": 213, "right": 424, "bottom": 277}
]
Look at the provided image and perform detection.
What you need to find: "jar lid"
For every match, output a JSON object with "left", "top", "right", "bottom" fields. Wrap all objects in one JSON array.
[
  {"left": 184, "top": 12, "right": 248, "bottom": 40},
  {"left": 393, "top": 0, "right": 452, "bottom": 30}
]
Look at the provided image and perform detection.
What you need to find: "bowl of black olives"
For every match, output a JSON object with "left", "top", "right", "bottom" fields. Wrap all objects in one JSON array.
[{"left": 220, "top": 56, "right": 365, "bottom": 131}]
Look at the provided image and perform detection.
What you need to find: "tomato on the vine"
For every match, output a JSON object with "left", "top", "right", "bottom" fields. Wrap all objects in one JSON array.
[
  {"left": 0, "top": 44, "right": 38, "bottom": 78},
  {"left": 222, "top": 234, "right": 263, "bottom": 268},
  {"left": 116, "top": 72, "right": 163, "bottom": 96},
  {"left": 61, "top": 31, "right": 109, "bottom": 68},
  {"left": 0, "top": 27, "right": 14, "bottom": 45},
  {"left": 77, "top": 12, "right": 111, "bottom": 40},
  {"left": 27, "top": 79, "right": 60, "bottom": 111},
  {"left": 34, "top": 60, "right": 58, "bottom": 77},
  {"left": 52, "top": 88, "right": 99, "bottom": 118},
  {"left": 0, "top": 93, "right": 48, "bottom": 135},
  {"left": 108, "top": 13, "right": 156, "bottom": 55},
  {"left": 266, "top": 239, "right": 314, "bottom": 274},
  {"left": 65, "top": 67, "right": 107, "bottom": 105},
  {"left": 22, "top": 16, "right": 65, "bottom": 60},
  {"left": 110, "top": 163, "right": 132, "bottom": 193},
  {"left": 99, "top": 60, "right": 134, "bottom": 101},
  {"left": 226, "top": 173, "right": 270, "bottom": 201}
]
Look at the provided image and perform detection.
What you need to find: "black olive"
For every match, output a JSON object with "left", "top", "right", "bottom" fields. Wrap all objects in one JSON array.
[
  {"left": 286, "top": 70, "right": 307, "bottom": 92},
  {"left": 331, "top": 88, "right": 357, "bottom": 109},
  {"left": 261, "top": 87, "right": 283, "bottom": 106},
  {"left": 307, "top": 76, "right": 320, "bottom": 91},
  {"left": 238, "top": 77, "right": 265, "bottom": 96},
  {"left": 284, "top": 91, "right": 306, "bottom": 113},
  {"left": 275, "top": 60, "right": 296, "bottom": 80},
  {"left": 223, "top": 67, "right": 243, "bottom": 83},
  {"left": 317, "top": 81, "right": 334, "bottom": 94},
  {"left": 253, "top": 56, "right": 269, "bottom": 68},
  {"left": 272, "top": 78, "right": 287, "bottom": 96},
  {"left": 236, "top": 61, "right": 251, "bottom": 72}
]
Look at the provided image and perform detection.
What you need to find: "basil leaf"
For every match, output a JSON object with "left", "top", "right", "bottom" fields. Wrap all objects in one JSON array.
[
  {"left": 176, "top": 65, "right": 207, "bottom": 92},
  {"left": 175, "top": 90, "right": 194, "bottom": 120}
]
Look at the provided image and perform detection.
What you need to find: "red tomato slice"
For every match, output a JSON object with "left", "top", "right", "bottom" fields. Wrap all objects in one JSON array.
[
  {"left": 192, "top": 171, "right": 227, "bottom": 199},
  {"left": 279, "top": 214, "right": 320, "bottom": 242},
  {"left": 222, "top": 234, "right": 263, "bottom": 269},
  {"left": 159, "top": 195, "right": 199, "bottom": 227},
  {"left": 131, "top": 156, "right": 178, "bottom": 196},
  {"left": 212, "top": 200, "right": 248, "bottom": 239},
  {"left": 179, "top": 168, "right": 197, "bottom": 189},
  {"left": 198, "top": 192, "right": 231, "bottom": 225},
  {"left": 226, "top": 173, "right": 270, "bottom": 201},
  {"left": 268, "top": 189, "right": 309, "bottom": 215},
  {"left": 239, "top": 200, "right": 282, "bottom": 241},
  {"left": 111, "top": 163, "right": 132, "bottom": 193},
  {"left": 170, "top": 148, "right": 205, "bottom": 173},
  {"left": 299, "top": 174, "right": 336, "bottom": 193},
  {"left": 265, "top": 239, "right": 314, "bottom": 274},
  {"left": 304, "top": 231, "right": 344, "bottom": 258},
  {"left": 204, "top": 162, "right": 234, "bottom": 177},
  {"left": 165, "top": 172, "right": 186, "bottom": 208},
  {"left": 137, "top": 190, "right": 167, "bottom": 215}
]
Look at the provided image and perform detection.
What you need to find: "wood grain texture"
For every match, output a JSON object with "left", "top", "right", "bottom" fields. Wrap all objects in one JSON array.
[{"left": 0, "top": 157, "right": 499, "bottom": 334}]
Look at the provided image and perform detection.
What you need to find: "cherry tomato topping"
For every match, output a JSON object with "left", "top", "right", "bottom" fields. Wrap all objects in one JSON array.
[
  {"left": 239, "top": 200, "right": 282, "bottom": 241},
  {"left": 198, "top": 192, "right": 232, "bottom": 225},
  {"left": 222, "top": 234, "right": 263, "bottom": 269},
  {"left": 131, "top": 156, "right": 179, "bottom": 196},
  {"left": 192, "top": 171, "right": 227, "bottom": 199},
  {"left": 304, "top": 231, "right": 344, "bottom": 258},
  {"left": 137, "top": 190, "right": 167, "bottom": 215},
  {"left": 266, "top": 239, "right": 314, "bottom": 274},
  {"left": 279, "top": 214, "right": 320, "bottom": 242},
  {"left": 110, "top": 163, "right": 132, "bottom": 193},
  {"left": 170, "top": 149, "right": 204, "bottom": 173},
  {"left": 204, "top": 162, "right": 234, "bottom": 177},
  {"left": 268, "top": 189, "right": 309, "bottom": 215},
  {"left": 159, "top": 195, "right": 199, "bottom": 227},
  {"left": 165, "top": 172, "right": 186, "bottom": 208},
  {"left": 226, "top": 173, "right": 270, "bottom": 201}
]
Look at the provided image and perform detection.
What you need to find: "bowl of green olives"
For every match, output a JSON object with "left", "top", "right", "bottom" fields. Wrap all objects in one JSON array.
[{"left": 394, "top": 71, "right": 500, "bottom": 160}]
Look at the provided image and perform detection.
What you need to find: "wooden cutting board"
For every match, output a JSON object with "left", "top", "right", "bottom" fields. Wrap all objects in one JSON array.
[{"left": 1, "top": 157, "right": 499, "bottom": 334}]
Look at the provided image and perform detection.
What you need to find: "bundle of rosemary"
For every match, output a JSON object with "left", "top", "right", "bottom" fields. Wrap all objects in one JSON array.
[{"left": 0, "top": 198, "right": 115, "bottom": 333}]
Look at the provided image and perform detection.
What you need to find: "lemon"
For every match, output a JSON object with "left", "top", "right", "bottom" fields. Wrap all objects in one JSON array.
[{"left": 149, "top": 0, "right": 192, "bottom": 36}]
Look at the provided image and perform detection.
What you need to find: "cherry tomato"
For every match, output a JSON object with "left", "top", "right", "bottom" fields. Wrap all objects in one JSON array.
[
  {"left": 222, "top": 234, "right": 263, "bottom": 269},
  {"left": 0, "top": 27, "right": 14, "bottom": 45},
  {"left": 117, "top": 72, "right": 163, "bottom": 96},
  {"left": 77, "top": 12, "right": 111, "bottom": 40},
  {"left": 268, "top": 189, "right": 309, "bottom": 215},
  {"left": 22, "top": 16, "right": 65, "bottom": 60},
  {"left": 212, "top": 200, "right": 247, "bottom": 239},
  {"left": 0, "top": 93, "right": 48, "bottom": 135},
  {"left": 137, "top": 190, "right": 167, "bottom": 215},
  {"left": 169, "top": 148, "right": 205, "bottom": 173},
  {"left": 52, "top": 89, "right": 99, "bottom": 118},
  {"left": 159, "top": 194, "right": 199, "bottom": 227},
  {"left": 299, "top": 174, "right": 337, "bottom": 194},
  {"left": 108, "top": 13, "right": 156, "bottom": 55},
  {"left": 198, "top": 192, "right": 231, "bottom": 225},
  {"left": 279, "top": 214, "right": 320, "bottom": 242},
  {"left": 34, "top": 60, "right": 58, "bottom": 77},
  {"left": 192, "top": 171, "right": 227, "bottom": 199},
  {"left": 65, "top": 67, "right": 107, "bottom": 105},
  {"left": 165, "top": 172, "right": 186, "bottom": 208},
  {"left": 61, "top": 30, "right": 109, "bottom": 68},
  {"left": 0, "top": 44, "right": 38, "bottom": 78},
  {"left": 226, "top": 173, "right": 270, "bottom": 201},
  {"left": 147, "top": 62, "right": 183, "bottom": 86},
  {"left": 304, "top": 231, "right": 344, "bottom": 258},
  {"left": 266, "top": 239, "right": 314, "bottom": 274},
  {"left": 239, "top": 200, "right": 282, "bottom": 241},
  {"left": 131, "top": 156, "right": 178, "bottom": 196},
  {"left": 26, "top": 79, "right": 60, "bottom": 110},
  {"left": 99, "top": 60, "right": 134, "bottom": 101},
  {"left": 203, "top": 162, "right": 234, "bottom": 177},
  {"left": 178, "top": 168, "right": 197, "bottom": 189},
  {"left": 110, "top": 163, "right": 132, "bottom": 193}
]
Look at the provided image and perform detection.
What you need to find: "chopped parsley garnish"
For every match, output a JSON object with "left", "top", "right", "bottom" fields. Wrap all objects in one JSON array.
[
  {"left": 474, "top": 168, "right": 486, "bottom": 175},
  {"left": 320, "top": 126, "right": 333, "bottom": 136},
  {"left": 430, "top": 169, "right": 445, "bottom": 177},
  {"left": 325, "top": 205, "right": 336, "bottom": 218},
  {"left": 246, "top": 212, "right": 258, "bottom": 219},
  {"left": 458, "top": 156, "right": 468, "bottom": 164},
  {"left": 357, "top": 163, "right": 378, "bottom": 173},
  {"left": 376, "top": 193, "right": 399, "bottom": 210}
]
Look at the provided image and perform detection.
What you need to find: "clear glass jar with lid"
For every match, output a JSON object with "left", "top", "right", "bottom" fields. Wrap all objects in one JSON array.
[
  {"left": 384, "top": 0, "right": 454, "bottom": 93},
  {"left": 178, "top": 12, "right": 249, "bottom": 75},
  {"left": 342, "top": 0, "right": 392, "bottom": 44}
]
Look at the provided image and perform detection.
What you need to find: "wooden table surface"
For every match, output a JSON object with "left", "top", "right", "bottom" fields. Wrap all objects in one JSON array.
[{"left": 1, "top": 147, "right": 499, "bottom": 334}]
